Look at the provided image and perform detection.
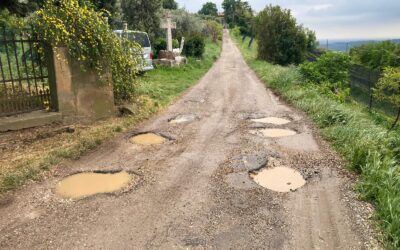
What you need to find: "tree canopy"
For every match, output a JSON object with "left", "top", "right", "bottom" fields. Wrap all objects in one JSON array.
[
  {"left": 121, "top": 0, "right": 162, "bottom": 40},
  {"left": 350, "top": 41, "right": 400, "bottom": 71},
  {"left": 198, "top": 2, "right": 218, "bottom": 16},
  {"left": 222, "top": 0, "right": 253, "bottom": 35},
  {"left": 162, "top": 0, "right": 178, "bottom": 10}
]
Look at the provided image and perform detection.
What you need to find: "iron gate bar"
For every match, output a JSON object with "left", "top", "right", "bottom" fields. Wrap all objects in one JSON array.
[{"left": 0, "top": 26, "right": 54, "bottom": 117}]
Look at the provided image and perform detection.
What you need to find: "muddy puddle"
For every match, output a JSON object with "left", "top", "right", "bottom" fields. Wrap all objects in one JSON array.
[
  {"left": 253, "top": 129, "right": 297, "bottom": 138},
  {"left": 169, "top": 114, "right": 197, "bottom": 124},
  {"left": 251, "top": 117, "right": 290, "bottom": 125},
  {"left": 56, "top": 172, "right": 132, "bottom": 199},
  {"left": 130, "top": 133, "right": 167, "bottom": 145},
  {"left": 251, "top": 167, "right": 306, "bottom": 192}
]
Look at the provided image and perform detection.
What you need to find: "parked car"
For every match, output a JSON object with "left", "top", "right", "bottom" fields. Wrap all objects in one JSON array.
[{"left": 113, "top": 30, "right": 154, "bottom": 72}]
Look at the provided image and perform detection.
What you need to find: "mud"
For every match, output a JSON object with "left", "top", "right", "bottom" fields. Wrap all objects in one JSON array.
[
  {"left": 251, "top": 167, "right": 306, "bottom": 192},
  {"left": 55, "top": 172, "right": 132, "bottom": 199},
  {"left": 129, "top": 133, "right": 167, "bottom": 145},
  {"left": 0, "top": 30, "right": 379, "bottom": 250},
  {"left": 251, "top": 117, "right": 291, "bottom": 125}
]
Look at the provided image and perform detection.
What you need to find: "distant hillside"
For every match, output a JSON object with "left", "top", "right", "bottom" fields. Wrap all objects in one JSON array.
[{"left": 318, "top": 39, "right": 400, "bottom": 52}]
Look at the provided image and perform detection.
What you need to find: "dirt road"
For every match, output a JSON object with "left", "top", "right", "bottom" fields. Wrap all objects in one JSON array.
[{"left": 0, "top": 31, "right": 378, "bottom": 249}]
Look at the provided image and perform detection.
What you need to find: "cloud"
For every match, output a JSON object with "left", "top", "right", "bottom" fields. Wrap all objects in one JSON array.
[{"left": 175, "top": 0, "right": 400, "bottom": 39}]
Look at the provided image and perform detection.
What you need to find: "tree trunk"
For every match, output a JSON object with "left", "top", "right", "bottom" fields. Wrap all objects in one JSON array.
[{"left": 390, "top": 107, "right": 400, "bottom": 131}]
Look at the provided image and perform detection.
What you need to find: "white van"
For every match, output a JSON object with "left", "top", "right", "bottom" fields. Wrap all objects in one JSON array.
[{"left": 114, "top": 30, "right": 154, "bottom": 71}]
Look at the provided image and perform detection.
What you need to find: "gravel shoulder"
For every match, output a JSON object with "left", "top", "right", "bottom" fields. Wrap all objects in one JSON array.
[{"left": 0, "top": 30, "right": 379, "bottom": 249}]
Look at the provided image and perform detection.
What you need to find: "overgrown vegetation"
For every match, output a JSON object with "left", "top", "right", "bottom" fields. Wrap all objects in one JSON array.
[
  {"left": 300, "top": 52, "right": 351, "bottom": 102},
  {"left": 254, "top": 5, "right": 317, "bottom": 65},
  {"left": 0, "top": 40, "right": 221, "bottom": 194},
  {"left": 233, "top": 33, "right": 400, "bottom": 249},
  {"left": 374, "top": 67, "right": 400, "bottom": 129},
  {"left": 32, "top": 0, "right": 140, "bottom": 102},
  {"left": 350, "top": 41, "right": 400, "bottom": 71}
]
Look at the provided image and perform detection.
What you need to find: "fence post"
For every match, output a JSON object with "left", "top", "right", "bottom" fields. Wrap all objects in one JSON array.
[
  {"left": 45, "top": 44, "right": 59, "bottom": 112},
  {"left": 368, "top": 70, "right": 373, "bottom": 110}
]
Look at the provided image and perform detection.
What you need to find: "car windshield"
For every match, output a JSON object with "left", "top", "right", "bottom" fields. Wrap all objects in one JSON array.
[{"left": 115, "top": 32, "right": 150, "bottom": 48}]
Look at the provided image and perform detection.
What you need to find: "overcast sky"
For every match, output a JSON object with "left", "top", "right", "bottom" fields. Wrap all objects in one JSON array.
[{"left": 176, "top": 0, "right": 400, "bottom": 40}]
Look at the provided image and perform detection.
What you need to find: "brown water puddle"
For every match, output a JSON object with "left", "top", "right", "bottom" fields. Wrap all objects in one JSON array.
[
  {"left": 251, "top": 117, "right": 290, "bottom": 125},
  {"left": 251, "top": 167, "right": 306, "bottom": 192},
  {"left": 56, "top": 172, "right": 131, "bottom": 199},
  {"left": 130, "top": 133, "right": 166, "bottom": 145},
  {"left": 257, "top": 129, "right": 297, "bottom": 138}
]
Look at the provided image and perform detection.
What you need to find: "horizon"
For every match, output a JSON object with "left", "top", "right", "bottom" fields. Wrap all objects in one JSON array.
[{"left": 176, "top": 0, "right": 400, "bottom": 40}]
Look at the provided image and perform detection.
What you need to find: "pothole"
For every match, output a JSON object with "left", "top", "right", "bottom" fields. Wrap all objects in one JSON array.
[
  {"left": 130, "top": 133, "right": 167, "bottom": 145},
  {"left": 55, "top": 171, "right": 132, "bottom": 199},
  {"left": 253, "top": 128, "right": 297, "bottom": 138},
  {"left": 250, "top": 167, "right": 306, "bottom": 192},
  {"left": 169, "top": 114, "right": 197, "bottom": 124},
  {"left": 251, "top": 117, "right": 291, "bottom": 125}
]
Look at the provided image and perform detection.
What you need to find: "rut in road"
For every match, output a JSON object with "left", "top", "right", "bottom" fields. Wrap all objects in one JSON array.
[{"left": 0, "top": 30, "right": 377, "bottom": 249}]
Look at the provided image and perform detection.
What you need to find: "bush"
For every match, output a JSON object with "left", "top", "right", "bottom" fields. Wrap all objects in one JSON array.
[
  {"left": 205, "top": 20, "right": 223, "bottom": 43},
  {"left": 153, "top": 38, "right": 167, "bottom": 58},
  {"left": 374, "top": 67, "right": 400, "bottom": 129},
  {"left": 183, "top": 35, "right": 205, "bottom": 58},
  {"left": 300, "top": 52, "right": 351, "bottom": 101},
  {"left": 255, "top": 5, "right": 316, "bottom": 65}
]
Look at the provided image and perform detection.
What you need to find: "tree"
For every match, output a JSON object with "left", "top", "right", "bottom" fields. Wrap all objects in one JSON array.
[
  {"left": 121, "top": 0, "right": 162, "bottom": 40},
  {"left": 374, "top": 67, "right": 400, "bottom": 130},
  {"left": 205, "top": 20, "right": 223, "bottom": 43},
  {"left": 0, "top": 0, "right": 45, "bottom": 17},
  {"left": 162, "top": 0, "right": 178, "bottom": 10},
  {"left": 198, "top": 2, "right": 218, "bottom": 16},
  {"left": 255, "top": 5, "right": 314, "bottom": 65}
]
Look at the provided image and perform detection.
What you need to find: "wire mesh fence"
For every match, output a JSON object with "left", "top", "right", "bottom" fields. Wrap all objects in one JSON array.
[{"left": 349, "top": 64, "right": 398, "bottom": 116}]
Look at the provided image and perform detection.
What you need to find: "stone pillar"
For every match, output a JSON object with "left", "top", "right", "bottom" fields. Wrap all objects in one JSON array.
[{"left": 48, "top": 46, "right": 115, "bottom": 122}]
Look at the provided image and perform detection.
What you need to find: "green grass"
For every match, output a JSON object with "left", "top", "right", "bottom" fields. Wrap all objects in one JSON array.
[
  {"left": 232, "top": 34, "right": 400, "bottom": 249},
  {"left": 0, "top": 40, "right": 222, "bottom": 194},
  {"left": 138, "top": 41, "right": 221, "bottom": 107}
]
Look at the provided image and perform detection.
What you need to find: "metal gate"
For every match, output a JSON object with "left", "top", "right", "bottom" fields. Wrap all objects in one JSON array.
[{"left": 0, "top": 26, "right": 55, "bottom": 117}]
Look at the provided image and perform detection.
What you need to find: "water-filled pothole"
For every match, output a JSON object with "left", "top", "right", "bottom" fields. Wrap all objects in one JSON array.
[
  {"left": 256, "top": 128, "right": 297, "bottom": 138},
  {"left": 251, "top": 167, "right": 306, "bottom": 192},
  {"left": 251, "top": 117, "right": 290, "bottom": 125},
  {"left": 130, "top": 133, "right": 167, "bottom": 145},
  {"left": 55, "top": 171, "right": 132, "bottom": 199},
  {"left": 169, "top": 114, "right": 197, "bottom": 124}
]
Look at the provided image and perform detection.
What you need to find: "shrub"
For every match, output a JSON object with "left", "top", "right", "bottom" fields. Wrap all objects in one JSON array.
[
  {"left": 205, "top": 20, "right": 223, "bottom": 43},
  {"left": 374, "top": 67, "right": 400, "bottom": 129},
  {"left": 300, "top": 52, "right": 351, "bottom": 101},
  {"left": 183, "top": 35, "right": 205, "bottom": 58},
  {"left": 153, "top": 38, "right": 167, "bottom": 58},
  {"left": 255, "top": 5, "right": 316, "bottom": 65}
]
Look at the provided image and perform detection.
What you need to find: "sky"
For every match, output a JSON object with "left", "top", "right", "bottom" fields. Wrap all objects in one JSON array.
[{"left": 176, "top": 0, "right": 400, "bottom": 40}]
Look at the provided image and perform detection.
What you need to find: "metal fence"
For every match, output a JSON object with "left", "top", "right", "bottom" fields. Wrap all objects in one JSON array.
[
  {"left": 349, "top": 64, "right": 397, "bottom": 116},
  {"left": 0, "top": 26, "right": 54, "bottom": 117}
]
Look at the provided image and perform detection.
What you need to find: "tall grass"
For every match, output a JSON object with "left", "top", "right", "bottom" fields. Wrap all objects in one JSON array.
[{"left": 233, "top": 34, "right": 400, "bottom": 248}]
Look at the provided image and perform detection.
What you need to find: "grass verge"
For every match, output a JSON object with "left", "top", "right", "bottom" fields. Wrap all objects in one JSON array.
[
  {"left": 232, "top": 34, "right": 400, "bottom": 248},
  {"left": 0, "top": 40, "right": 221, "bottom": 194}
]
